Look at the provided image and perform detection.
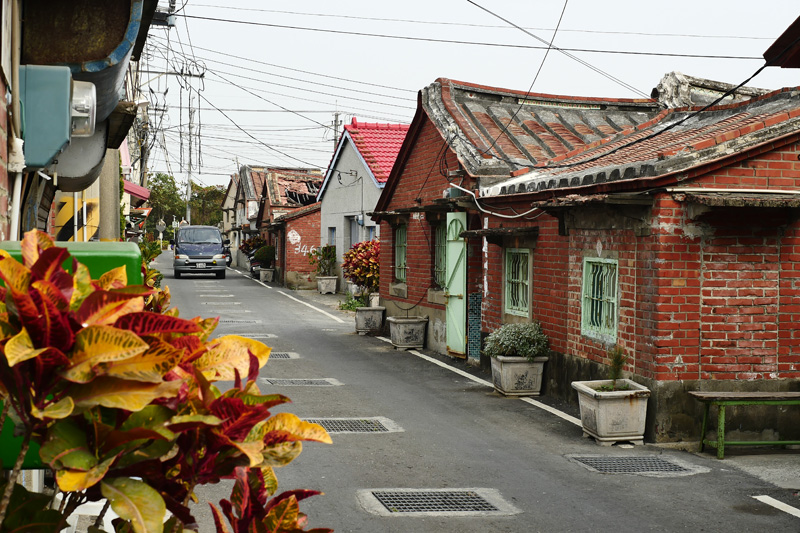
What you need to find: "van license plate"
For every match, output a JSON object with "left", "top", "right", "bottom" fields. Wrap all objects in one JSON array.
[{"left": 196, "top": 263, "right": 206, "bottom": 269}]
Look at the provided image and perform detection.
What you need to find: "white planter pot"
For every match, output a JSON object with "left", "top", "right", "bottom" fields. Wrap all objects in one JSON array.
[
  {"left": 355, "top": 306, "right": 384, "bottom": 335},
  {"left": 387, "top": 316, "right": 428, "bottom": 350},
  {"left": 571, "top": 379, "right": 650, "bottom": 446},
  {"left": 490, "top": 355, "right": 548, "bottom": 397},
  {"left": 317, "top": 276, "right": 337, "bottom": 294},
  {"left": 259, "top": 268, "right": 274, "bottom": 282}
]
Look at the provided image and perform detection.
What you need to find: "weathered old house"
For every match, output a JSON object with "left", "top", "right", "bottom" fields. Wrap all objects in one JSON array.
[
  {"left": 373, "top": 73, "right": 800, "bottom": 443},
  {"left": 316, "top": 118, "right": 409, "bottom": 290}
]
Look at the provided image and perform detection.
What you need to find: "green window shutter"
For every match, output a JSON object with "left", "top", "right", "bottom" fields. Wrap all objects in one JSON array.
[{"left": 504, "top": 248, "right": 529, "bottom": 316}]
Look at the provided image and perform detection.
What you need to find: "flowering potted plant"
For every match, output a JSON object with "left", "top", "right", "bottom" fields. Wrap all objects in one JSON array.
[
  {"left": 484, "top": 321, "right": 549, "bottom": 396},
  {"left": 308, "top": 244, "right": 337, "bottom": 294},
  {"left": 571, "top": 345, "right": 650, "bottom": 446},
  {"left": 342, "top": 240, "right": 384, "bottom": 334}
]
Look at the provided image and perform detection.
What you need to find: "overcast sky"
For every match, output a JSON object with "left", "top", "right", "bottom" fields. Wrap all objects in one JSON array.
[{"left": 141, "top": 1, "right": 800, "bottom": 189}]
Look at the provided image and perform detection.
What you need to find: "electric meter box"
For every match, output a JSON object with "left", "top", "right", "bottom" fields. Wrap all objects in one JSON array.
[{"left": 18, "top": 65, "right": 73, "bottom": 169}]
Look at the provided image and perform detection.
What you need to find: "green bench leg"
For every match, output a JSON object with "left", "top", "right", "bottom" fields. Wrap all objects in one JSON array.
[
  {"left": 717, "top": 404, "right": 725, "bottom": 459},
  {"left": 700, "top": 402, "right": 709, "bottom": 453}
]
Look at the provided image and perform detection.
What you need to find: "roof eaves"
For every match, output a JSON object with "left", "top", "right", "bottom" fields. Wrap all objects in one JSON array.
[{"left": 481, "top": 110, "right": 800, "bottom": 198}]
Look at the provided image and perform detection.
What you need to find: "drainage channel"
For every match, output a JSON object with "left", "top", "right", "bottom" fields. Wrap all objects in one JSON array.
[
  {"left": 303, "top": 417, "right": 403, "bottom": 434},
  {"left": 357, "top": 488, "right": 520, "bottom": 517},
  {"left": 568, "top": 455, "right": 709, "bottom": 477}
]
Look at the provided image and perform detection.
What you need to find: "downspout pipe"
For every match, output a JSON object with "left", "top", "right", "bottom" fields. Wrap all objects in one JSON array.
[{"left": 9, "top": 0, "right": 22, "bottom": 240}]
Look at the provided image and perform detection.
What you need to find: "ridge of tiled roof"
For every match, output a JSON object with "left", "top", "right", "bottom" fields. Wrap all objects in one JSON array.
[
  {"left": 481, "top": 86, "right": 800, "bottom": 197},
  {"left": 422, "top": 78, "right": 663, "bottom": 183},
  {"left": 343, "top": 118, "right": 410, "bottom": 183}
]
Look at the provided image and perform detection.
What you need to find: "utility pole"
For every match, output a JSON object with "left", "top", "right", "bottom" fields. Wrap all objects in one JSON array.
[
  {"left": 186, "top": 92, "right": 193, "bottom": 224},
  {"left": 332, "top": 111, "right": 341, "bottom": 152}
]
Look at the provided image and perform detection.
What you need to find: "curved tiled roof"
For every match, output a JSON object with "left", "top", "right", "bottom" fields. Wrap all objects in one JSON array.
[{"left": 344, "top": 118, "right": 410, "bottom": 183}]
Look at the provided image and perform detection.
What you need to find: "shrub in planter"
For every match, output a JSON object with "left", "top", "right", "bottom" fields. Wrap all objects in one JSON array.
[
  {"left": 484, "top": 322, "right": 550, "bottom": 396},
  {"left": 341, "top": 240, "right": 379, "bottom": 295},
  {"left": 254, "top": 244, "right": 276, "bottom": 269},
  {"left": 0, "top": 230, "right": 331, "bottom": 532},
  {"left": 308, "top": 245, "right": 336, "bottom": 277}
]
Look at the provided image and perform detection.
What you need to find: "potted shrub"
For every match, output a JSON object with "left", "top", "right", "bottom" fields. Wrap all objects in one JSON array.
[
  {"left": 571, "top": 345, "right": 651, "bottom": 446},
  {"left": 342, "top": 240, "right": 385, "bottom": 335},
  {"left": 0, "top": 230, "right": 331, "bottom": 532},
  {"left": 254, "top": 244, "right": 276, "bottom": 282},
  {"left": 308, "top": 244, "right": 337, "bottom": 294},
  {"left": 484, "top": 322, "right": 549, "bottom": 396}
]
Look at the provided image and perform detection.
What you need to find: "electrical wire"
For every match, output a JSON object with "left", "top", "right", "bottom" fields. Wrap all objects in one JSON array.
[
  {"left": 468, "top": 0, "right": 649, "bottom": 99},
  {"left": 176, "top": 13, "right": 763, "bottom": 61},
  {"left": 185, "top": 4, "right": 777, "bottom": 41},
  {"left": 477, "top": 0, "right": 570, "bottom": 159},
  {"left": 147, "top": 35, "right": 415, "bottom": 94}
]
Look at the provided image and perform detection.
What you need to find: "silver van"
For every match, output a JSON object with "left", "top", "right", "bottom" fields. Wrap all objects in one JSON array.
[{"left": 170, "top": 225, "right": 229, "bottom": 279}]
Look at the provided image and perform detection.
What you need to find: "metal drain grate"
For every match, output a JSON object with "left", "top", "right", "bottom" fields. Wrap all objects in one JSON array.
[
  {"left": 303, "top": 417, "right": 402, "bottom": 434},
  {"left": 357, "top": 488, "right": 520, "bottom": 517},
  {"left": 270, "top": 352, "right": 293, "bottom": 359},
  {"left": 218, "top": 319, "right": 262, "bottom": 324},
  {"left": 259, "top": 378, "right": 341, "bottom": 386},
  {"left": 571, "top": 456, "right": 690, "bottom": 474},
  {"left": 374, "top": 490, "right": 497, "bottom": 513}
]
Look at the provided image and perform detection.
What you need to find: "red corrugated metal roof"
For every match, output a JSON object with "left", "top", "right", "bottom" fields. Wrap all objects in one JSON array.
[{"left": 344, "top": 118, "right": 409, "bottom": 183}]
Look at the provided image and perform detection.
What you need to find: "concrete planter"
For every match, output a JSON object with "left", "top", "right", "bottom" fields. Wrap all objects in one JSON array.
[
  {"left": 317, "top": 276, "right": 337, "bottom": 294},
  {"left": 387, "top": 316, "right": 428, "bottom": 350},
  {"left": 571, "top": 379, "right": 651, "bottom": 446},
  {"left": 355, "top": 306, "right": 384, "bottom": 335},
  {"left": 490, "top": 356, "right": 548, "bottom": 397},
  {"left": 259, "top": 268, "right": 274, "bottom": 283}
]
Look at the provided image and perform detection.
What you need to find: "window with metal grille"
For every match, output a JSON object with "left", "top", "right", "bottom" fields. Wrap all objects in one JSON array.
[
  {"left": 394, "top": 224, "right": 407, "bottom": 282},
  {"left": 581, "top": 257, "right": 618, "bottom": 340},
  {"left": 433, "top": 223, "right": 446, "bottom": 288},
  {"left": 505, "top": 248, "right": 529, "bottom": 316},
  {"left": 328, "top": 227, "right": 336, "bottom": 246}
]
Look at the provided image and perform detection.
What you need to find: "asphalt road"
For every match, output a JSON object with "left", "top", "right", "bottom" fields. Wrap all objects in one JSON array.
[{"left": 155, "top": 253, "right": 800, "bottom": 532}]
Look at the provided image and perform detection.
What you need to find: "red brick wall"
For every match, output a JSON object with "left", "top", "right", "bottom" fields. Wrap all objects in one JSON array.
[
  {"left": 477, "top": 138, "right": 800, "bottom": 383},
  {"left": 379, "top": 117, "right": 458, "bottom": 312},
  {"left": 284, "top": 208, "right": 320, "bottom": 274}
]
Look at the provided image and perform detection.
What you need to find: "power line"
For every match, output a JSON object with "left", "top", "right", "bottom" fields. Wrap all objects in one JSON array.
[
  {"left": 147, "top": 35, "right": 414, "bottom": 101},
  {"left": 186, "top": 4, "right": 777, "bottom": 41},
  {"left": 468, "top": 0, "right": 649, "bottom": 99},
  {"left": 177, "top": 13, "right": 764, "bottom": 61},
  {"left": 147, "top": 34, "right": 415, "bottom": 94}
]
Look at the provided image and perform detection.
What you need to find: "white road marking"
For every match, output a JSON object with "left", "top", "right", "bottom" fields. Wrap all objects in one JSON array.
[
  {"left": 277, "top": 291, "right": 345, "bottom": 323},
  {"left": 753, "top": 495, "right": 800, "bottom": 518}
]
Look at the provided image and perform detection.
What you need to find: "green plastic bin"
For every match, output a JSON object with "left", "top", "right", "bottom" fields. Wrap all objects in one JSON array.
[{"left": 0, "top": 240, "right": 143, "bottom": 469}]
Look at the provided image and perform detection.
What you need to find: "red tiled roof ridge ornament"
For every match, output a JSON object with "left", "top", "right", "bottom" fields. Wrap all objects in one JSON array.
[{"left": 346, "top": 117, "right": 410, "bottom": 132}]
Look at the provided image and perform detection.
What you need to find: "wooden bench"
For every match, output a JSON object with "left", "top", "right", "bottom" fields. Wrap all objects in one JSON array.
[{"left": 688, "top": 391, "right": 800, "bottom": 459}]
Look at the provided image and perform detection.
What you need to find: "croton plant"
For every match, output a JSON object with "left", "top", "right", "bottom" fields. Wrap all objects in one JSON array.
[{"left": 0, "top": 230, "right": 332, "bottom": 532}]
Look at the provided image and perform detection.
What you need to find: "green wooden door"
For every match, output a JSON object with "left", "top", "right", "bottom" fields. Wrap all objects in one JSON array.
[{"left": 445, "top": 212, "right": 467, "bottom": 356}]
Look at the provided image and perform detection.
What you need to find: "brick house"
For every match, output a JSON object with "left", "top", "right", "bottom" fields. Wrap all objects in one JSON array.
[
  {"left": 317, "top": 118, "right": 409, "bottom": 291},
  {"left": 266, "top": 202, "right": 321, "bottom": 289},
  {"left": 373, "top": 74, "right": 800, "bottom": 443}
]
